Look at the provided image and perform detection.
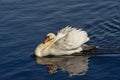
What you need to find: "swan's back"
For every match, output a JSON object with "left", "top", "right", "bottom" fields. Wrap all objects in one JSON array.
[{"left": 55, "top": 26, "right": 89, "bottom": 50}]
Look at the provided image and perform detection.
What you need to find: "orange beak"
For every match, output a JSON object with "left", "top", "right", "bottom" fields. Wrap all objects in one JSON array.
[{"left": 43, "top": 37, "right": 49, "bottom": 44}]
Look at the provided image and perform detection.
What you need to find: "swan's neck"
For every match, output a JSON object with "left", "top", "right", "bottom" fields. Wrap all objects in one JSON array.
[
  {"left": 45, "top": 39, "right": 55, "bottom": 49},
  {"left": 35, "top": 39, "right": 56, "bottom": 57}
]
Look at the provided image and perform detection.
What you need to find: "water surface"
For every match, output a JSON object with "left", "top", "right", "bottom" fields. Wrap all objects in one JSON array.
[{"left": 0, "top": 0, "right": 120, "bottom": 80}]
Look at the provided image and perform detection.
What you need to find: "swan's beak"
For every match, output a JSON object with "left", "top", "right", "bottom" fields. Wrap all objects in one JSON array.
[{"left": 43, "top": 37, "right": 49, "bottom": 44}]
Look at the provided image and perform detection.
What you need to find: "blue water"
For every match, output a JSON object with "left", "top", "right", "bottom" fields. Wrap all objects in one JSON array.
[{"left": 0, "top": 0, "right": 120, "bottom": 80}]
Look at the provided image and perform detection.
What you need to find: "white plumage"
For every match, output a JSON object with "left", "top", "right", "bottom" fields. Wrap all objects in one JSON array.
[
  {"left": 56, "top": 26, "right": 89, "bottom": 50},
  {"left": 35, "top": 26, "right": 90, "bottom": 57}
]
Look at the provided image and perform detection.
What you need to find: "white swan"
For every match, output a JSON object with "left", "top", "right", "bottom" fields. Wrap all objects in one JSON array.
[{"left": 35, "top": 26, "right": 90, "bottom": 57}]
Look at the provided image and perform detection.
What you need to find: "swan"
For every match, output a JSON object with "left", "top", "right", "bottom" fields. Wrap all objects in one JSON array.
[{"left": 35, "top": 26, "right": 91, "bottom": 57}]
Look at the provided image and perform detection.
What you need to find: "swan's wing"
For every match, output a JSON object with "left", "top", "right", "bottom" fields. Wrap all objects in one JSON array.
[
  {"left": 55, "top": 26, "right": 90, "bottom": 50},
  {"left": 56, "top": 26, "right": 73, "bottom": 40}
]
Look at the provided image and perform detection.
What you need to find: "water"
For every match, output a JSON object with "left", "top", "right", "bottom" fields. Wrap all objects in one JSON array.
[{"left": 0, "top": 0, "right": 120, "bottom": 80}]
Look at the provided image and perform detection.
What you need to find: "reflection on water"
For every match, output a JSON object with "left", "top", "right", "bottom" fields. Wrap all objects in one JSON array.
[{"left": 36, "top": 55, "right": 89, "bottom": 76}]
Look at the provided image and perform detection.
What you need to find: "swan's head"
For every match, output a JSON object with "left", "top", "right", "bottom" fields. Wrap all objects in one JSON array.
[
  {"left": 43, "top": 33, "right": 56, "bottom": 44},
  {"left": 35, "top": 33, "right": 56, "bottom": 57}
]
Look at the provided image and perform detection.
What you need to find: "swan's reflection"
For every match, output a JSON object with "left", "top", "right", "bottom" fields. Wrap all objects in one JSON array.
[{"left": 36, "top": 55, "right": 89, "bottom": 76}]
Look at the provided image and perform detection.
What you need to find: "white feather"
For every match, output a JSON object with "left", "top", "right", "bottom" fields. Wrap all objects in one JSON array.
[{"left": 55, "top": 26, "right": 89, "bottom": 50}]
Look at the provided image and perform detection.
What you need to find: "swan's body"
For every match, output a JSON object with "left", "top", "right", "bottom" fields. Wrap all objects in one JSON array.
[{"left": 35, "top": 26, "right": 90, "bottom": 57}]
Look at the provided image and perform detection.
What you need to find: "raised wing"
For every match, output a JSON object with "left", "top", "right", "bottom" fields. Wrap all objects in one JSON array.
[{"left": 55, "top": 26, "right": 90, "bottom": 50}]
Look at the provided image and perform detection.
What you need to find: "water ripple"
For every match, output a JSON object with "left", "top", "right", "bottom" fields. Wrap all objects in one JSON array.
[{"left": 0, "top": 0, "right": 120, "bottom": 79}]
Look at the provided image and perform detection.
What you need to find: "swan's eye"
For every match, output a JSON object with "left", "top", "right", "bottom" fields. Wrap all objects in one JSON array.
[
  {"left": 46, "top": 36, "right": 50, "bottom": 39},
  {"left": 47, "top": 35, "right": 54, "bottom": 40},
  {"left": 46, "top": 36, "right": 49, "bottom": 38}
]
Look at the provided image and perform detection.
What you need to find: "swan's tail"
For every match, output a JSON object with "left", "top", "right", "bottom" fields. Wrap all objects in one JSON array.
[{"left": 81, "top": 44, "right": 99, "bottom": 51}]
